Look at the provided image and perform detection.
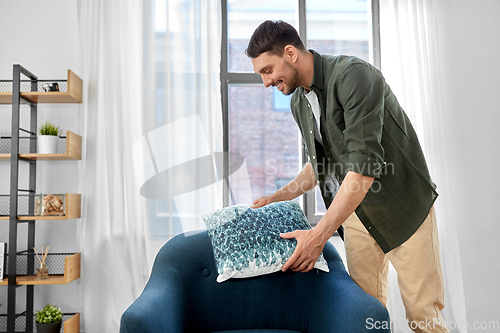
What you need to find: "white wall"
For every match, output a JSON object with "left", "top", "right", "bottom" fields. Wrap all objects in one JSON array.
[
  {"left": 0, "top": 0, "right": 82, "bottom": 321},
  {"left": 435, "top": 0, "right": 500, "bottom": 331}
]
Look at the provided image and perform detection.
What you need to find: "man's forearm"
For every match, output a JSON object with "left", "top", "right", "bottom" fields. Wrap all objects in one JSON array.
[
  {"left": 272, "top": 162, "right": 317, "bottom": 202},
  {"left": 315, "top": 171, "right": 374, "bottom": 240}
]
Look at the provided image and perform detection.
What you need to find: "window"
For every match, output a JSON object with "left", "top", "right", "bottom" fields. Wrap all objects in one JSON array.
[
  {"left": 221, "top": 0, "right": 380, "bottom": 225},
  {"left": 273, "top": 89, "right": 292, "bottom": 112}
]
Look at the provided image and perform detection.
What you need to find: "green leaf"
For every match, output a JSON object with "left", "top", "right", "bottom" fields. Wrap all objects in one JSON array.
[
  {"left": 35, "top": 303, "right": 63, "bottom": 324},
  {"left": 38, "top": 121, "right": 62, "bottom": 136}
]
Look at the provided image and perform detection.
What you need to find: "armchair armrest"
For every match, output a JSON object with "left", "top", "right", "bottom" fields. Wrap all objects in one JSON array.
[{"left": 120, "top": 265, "right": 186, "bottom": 333}]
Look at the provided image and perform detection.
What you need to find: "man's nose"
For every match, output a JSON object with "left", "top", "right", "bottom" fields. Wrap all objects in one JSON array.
[{"left": 262, "top": 76, "right": 273, "bottom": 88}]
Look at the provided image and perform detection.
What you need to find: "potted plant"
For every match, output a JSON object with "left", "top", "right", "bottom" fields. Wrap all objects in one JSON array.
[
  {"left": 38, "top": 121, "right": 62, "bottom": 154},
  {"left": 35, "top": 303, "right": 63, "bottom": 333}
]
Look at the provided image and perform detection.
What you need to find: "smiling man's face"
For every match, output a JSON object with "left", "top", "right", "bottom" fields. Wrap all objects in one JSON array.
[{"left": 251, "top": 51, "right": 301, "bottom": 96}]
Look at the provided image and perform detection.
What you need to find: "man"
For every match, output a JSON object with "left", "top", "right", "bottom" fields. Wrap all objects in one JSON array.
[{"left": 247, "top": 20, "right": 448, "bottom": 333}]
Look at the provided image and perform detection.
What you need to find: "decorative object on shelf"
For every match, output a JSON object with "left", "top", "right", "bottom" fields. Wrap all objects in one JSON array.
[
  {"left": 35, "top": 194, "right": 65, "bottom": 216},
  {"left": 37, "top": 121, "right": 62, "bottom": 154},
  {"left": 42, "top": 83, "right": 60, "bottom": 92},
  {"left": 0, "top": 243, "right": 6, "bottom": 279},
  {"left": 34, "top": 246, "right": 50, "bottom": 280},
  {"left": 35, "top": 303, "right": 63, "bottom": 333}
]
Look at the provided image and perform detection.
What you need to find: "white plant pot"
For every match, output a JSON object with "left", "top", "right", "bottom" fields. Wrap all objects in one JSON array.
[{"left": 38, "top": 135, "right": 59, "bottom": 154}]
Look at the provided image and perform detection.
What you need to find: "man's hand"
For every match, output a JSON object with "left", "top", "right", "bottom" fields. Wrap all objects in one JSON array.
[
  {"left": 280, "top": 171, "right": 374, "bottom": 273},
  {"left": 251, "top": 195, "right": 275, "bottom": 209},
  {"left": 280, "top": 228, "right": 328, "bottom": 272}
]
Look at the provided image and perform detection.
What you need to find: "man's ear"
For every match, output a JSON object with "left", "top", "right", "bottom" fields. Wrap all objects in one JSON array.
[{"left": 283, "top": 45, "right": 298, "bottom": 64}]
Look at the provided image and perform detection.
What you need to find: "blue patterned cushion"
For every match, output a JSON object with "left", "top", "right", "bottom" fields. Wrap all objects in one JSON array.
[{"left": 202, "top": 200, "right": 329, "bottom": 283}]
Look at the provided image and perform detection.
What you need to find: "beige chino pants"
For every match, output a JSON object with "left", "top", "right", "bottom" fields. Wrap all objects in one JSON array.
[{"left": 343, "top": 207, "right": 449, "bottom": 333}]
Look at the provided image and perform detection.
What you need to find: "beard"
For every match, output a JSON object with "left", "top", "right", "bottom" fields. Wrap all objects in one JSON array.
[{"left": 281, "top": 61, "right": 301, "bottom": 96}]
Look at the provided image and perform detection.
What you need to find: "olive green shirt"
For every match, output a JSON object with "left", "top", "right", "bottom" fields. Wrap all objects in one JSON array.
[{"left": 290, "top": 50, "right": 438, "bottom": 253}]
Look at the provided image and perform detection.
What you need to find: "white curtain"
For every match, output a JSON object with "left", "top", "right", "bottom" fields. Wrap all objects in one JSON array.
[
  {"left": 76, "top": 0, "right": 222, "bottom": 331},
  {"left": 380, "top": 0, "right": 467, "bottom": 332},
  {"left": 141, "top": 0, "right": 223, "bottom": 239}
]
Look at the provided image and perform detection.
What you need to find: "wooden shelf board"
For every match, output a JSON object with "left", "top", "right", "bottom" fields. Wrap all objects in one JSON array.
[
  {"left": 0, "top": 131, "right": 82, "bottom": 161},
  {"left": 0, "top": 193, "right": 81, "bottom": 220},
  {"left": 0, "top": 92, "right": 15, "bottom": 104},
  {"left": 1, "top": 275, "right": 70, "bottom": 285},
  {"left": 0, "top": 70, "right": 82, "bottom": 104},
  {"left": 64, "top": 313, "right": 80, "bottom": 333},
  {"left": 0, "top": 214, "right": 79, "bottom": 221},
  {"left": 0, "top": 153, "right": 79, "bottom": 161},
  {"left": 0, "top": 216, "right": 77, "bottom": 220},
  {"left": 0, "top": 314, "right": 80, "bottom": 333},
  {"left": 22, "top": 153, "right": 80, "bottom": 160},
  {"left": 19, "top": 215, "right": 76, "bottom": 220},
  {"left": 0, "top": 253, "right": 80, "bottom": 285},
  {"left": 0, "top": 92, "right": 81, "bottom": 104}
]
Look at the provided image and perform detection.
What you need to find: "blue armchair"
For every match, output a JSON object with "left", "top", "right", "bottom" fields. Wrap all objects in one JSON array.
[{"left": 120, "top": 230, "right": 390, "bottom": 332}]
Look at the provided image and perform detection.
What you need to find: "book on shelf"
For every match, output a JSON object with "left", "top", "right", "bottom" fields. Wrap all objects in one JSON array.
[{"left": 0, "top": 242, "right": 5, "bottom": 279}]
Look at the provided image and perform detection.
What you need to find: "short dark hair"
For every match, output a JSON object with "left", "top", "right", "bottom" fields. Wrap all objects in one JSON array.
[{"left": 245, "top": 20, "right": 306, "bottom": 58}]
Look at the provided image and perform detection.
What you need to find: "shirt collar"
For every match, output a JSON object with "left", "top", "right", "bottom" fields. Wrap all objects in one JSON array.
[{"left": 309, "top": 49, "right": 324, "bottom": 91}]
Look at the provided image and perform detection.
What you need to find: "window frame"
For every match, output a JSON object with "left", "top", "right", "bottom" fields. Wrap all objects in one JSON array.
[{"left": 220, "top": 0, "right": 381, "bottom": 225}]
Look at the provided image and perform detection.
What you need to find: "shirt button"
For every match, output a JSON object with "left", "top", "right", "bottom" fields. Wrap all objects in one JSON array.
[
  {"left": 310, "top": 130, "right": 313, "bottom": 134},
  {"left": 312, "top": 156, "right": 316, "bottom": 159},
  {"left": 308, "top": 104, "right": 311, "bottom": 107}
]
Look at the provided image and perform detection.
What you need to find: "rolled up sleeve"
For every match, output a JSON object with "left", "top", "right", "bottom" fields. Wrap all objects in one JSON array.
[{"left": 339, "top": 63, "right": 386, "bottom": 178}]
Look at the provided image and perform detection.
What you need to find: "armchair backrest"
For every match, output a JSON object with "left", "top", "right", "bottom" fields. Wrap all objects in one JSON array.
[{"left": 150, "top": 230, "right": 344, "bottom": 332}]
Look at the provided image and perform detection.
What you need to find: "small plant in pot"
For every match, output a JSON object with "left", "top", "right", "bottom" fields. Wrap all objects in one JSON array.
[
  {"left": 35, "top": 303, "right": 63, "bottom": 333},
  {"left": 38, "top": 121, "right": 62, "bottom": 154}
]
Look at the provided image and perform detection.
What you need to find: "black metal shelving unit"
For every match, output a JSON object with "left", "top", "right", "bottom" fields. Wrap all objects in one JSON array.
[
  {"left": 0, "top": 64, "right": 84, "bottom": 333},
  {"left": 1, "top": 65, "right": 82, "bottom": 333},
  {"left": 6, "top": 65, "right": 38, "bottom": 333}
]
